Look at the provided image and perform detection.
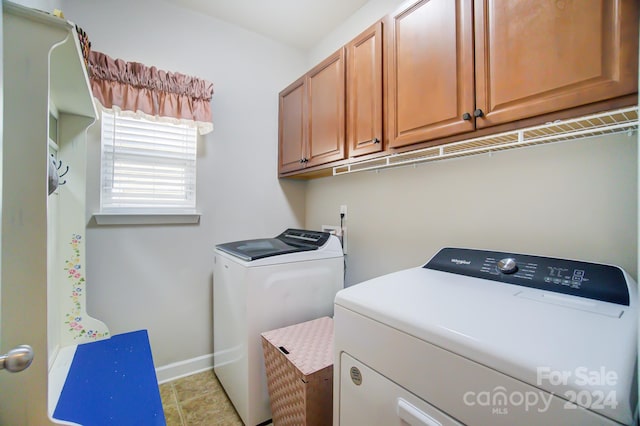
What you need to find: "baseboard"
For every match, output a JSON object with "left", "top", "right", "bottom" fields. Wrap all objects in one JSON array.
[{"left": 155, "top": 353, "right": 214, "bottom": 384}]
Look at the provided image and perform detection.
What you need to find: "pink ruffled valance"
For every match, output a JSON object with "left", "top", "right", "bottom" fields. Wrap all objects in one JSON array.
[{"left": 89, "top": 51, "right": 214, "bottom": 134}]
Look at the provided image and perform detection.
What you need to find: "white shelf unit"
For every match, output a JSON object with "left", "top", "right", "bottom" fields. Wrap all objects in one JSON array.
[
  {"left": 334, "top": 107, "right": 639, "bottom": 175},
  {"left": 1, "top": 2, "right": 109, "bottom": 423}
]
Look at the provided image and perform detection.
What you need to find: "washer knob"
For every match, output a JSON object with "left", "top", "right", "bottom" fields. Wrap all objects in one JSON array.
[{"left": 497, "top": 258, "right": 518, "bottom": 274}]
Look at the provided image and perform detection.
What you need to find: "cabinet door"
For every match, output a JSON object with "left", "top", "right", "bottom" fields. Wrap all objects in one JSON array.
[
  {"left": 387, "top": 0, "right": 475, "bottom": 149},
  {"left": 347, "top": 21, "right": 383, "bottom": 157},
  {"left": 474, "top": 0, "right": 639, "bottom": 129},
  {"left": 278, "top": 76, "right": 306, "bottom": 174},
  {"left": 306, "top": 48, "right": 346, "bottom": 168}
]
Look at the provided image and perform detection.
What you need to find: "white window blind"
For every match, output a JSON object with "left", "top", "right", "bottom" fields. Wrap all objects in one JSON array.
[{"left": 100, "top": 111, "right": 197, "bottom": 212}]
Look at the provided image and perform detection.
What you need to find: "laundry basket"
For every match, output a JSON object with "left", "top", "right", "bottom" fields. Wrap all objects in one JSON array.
[{"left": 261, "top": 316, "right": 334, "bottom": 426}]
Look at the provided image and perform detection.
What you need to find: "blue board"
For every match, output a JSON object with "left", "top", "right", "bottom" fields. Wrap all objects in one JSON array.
[{"left": 54, "top": 330, "right": 166, "bottom": 426}]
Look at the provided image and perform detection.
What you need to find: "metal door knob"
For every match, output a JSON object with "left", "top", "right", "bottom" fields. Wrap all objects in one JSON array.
[
  {"left": 473, "top": 108, "right": 484, "bottom": 118},
  {"left": 462, "top": 112, "right": 472, "bottom": 121},
  {"left": 0, "top": 345, "right": 34, "bottom": 373}
]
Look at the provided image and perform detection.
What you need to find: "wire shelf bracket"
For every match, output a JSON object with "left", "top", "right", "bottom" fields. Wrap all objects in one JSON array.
[{"left": 333, "top": 106, "right": 639, "bottom": 176}]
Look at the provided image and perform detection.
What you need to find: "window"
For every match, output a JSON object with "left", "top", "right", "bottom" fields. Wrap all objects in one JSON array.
[{"left": 100, "top": 111, "right": 197, "bottom": 214}]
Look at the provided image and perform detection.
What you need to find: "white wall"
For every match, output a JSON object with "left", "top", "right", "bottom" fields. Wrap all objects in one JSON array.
[
  {"left": 307, "top": 134, "right": 638, "bottom": 285},
  {"left": 61, "top": 0, "right": 308, "bottom": 371},
  {"left": 307, "top": 0, "right": 404, "bottom": 66}
]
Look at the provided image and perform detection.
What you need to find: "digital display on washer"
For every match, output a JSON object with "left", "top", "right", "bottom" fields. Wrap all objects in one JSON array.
[{"left": 424, "top": 248, "right": 630, "bottom": 306}]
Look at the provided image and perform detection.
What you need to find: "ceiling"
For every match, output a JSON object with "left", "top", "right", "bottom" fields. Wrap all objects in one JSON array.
[{"left": 163, "top": 0, "right": 371, "bottom": 50}]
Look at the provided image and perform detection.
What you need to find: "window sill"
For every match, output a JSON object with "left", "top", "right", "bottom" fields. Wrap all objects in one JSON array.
[{"left": 93, "top": 213, "right": 201, "bottom": 225}]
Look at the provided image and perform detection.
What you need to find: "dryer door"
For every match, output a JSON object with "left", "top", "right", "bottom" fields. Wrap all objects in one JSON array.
[{"left": 339, "top": 353, "right": 462, "bottom": 426}]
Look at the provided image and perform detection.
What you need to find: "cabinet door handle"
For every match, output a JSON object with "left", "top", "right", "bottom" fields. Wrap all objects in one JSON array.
[
  {"left": 473, "top": 108, "right": 484, "bottom": 118},
  {"left": 299, "top": 159, "right": 304, "bottom": 164},
  {"left": 372, "top": 138, "right": 380, "bottom": 144},
  {"left": 462, "top": 112, "right": 471, "bottom": 121}
]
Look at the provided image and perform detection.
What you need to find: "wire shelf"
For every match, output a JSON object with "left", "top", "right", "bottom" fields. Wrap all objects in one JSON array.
[{"left": 333, "top": 107, "right": 639, "bottom": 176}]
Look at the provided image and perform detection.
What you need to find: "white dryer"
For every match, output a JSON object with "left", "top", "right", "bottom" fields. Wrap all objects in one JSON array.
[
  {"left": 334, "top": 247, "right": 637, "bottom": 425},
  {"left": 214, "top": 229, "right": 343, "bottom": 426}
]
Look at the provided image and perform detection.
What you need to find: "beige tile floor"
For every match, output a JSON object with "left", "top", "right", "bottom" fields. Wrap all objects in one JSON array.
[{"left": 159, "top": 370, "right": 244, "bottom": 426}]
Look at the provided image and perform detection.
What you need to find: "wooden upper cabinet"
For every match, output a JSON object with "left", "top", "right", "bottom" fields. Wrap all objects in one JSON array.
[
  {"left": 306, "top": 49, "right": 346, "bottom": 168},
  {"left": 278, "top": 76, "right": 307, "bottom": 174},
  {"left": 387, "top": 0, "right": 475, "bottom": 149},
  {"left": 474, "top": 0, "right": 639, "bottom": 128},
  {"left": 347, "top": 21, "right": 384, "bottom": 157},
  {"left": 280, "top": 0, "right": 639, "bottom": 176},
  {"left": 278, "top": 49, "right": 346, "bottom": 174}
]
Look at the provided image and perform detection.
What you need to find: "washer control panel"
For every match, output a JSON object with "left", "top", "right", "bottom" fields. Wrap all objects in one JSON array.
[{"left": 424, "top": 247, "right": 630, "bottom": 306}]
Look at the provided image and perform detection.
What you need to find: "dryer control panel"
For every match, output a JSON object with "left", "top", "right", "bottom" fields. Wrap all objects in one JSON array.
[{"left": 424, "top": 248, "right": 630, "bottom": 306}]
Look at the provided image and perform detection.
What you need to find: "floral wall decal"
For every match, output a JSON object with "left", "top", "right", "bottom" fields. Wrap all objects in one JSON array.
[{"left": 63, "top": 234, "right": 109, "bottom": 341}]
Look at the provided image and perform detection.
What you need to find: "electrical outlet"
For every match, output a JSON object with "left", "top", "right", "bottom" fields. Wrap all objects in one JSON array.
[{"left": 340, "top": 204, "right": 347, "bottom": 219}]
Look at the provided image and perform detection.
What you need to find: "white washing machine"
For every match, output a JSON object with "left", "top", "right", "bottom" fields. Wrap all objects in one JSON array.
[
  {"left": 334, "top": 247, "right": 638, "bottom": 426},
  {"left": 214, "top": 229, "right": 344, "bottom": 426}
]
